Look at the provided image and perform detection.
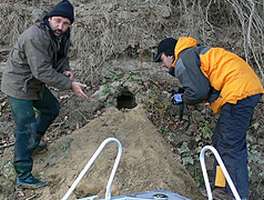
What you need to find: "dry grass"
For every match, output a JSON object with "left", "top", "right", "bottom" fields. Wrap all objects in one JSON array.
[
  {"left": 0, "top": 4, "right": 31, "bottom": 46},
  {"left": 72, "top": 0, "right": 264, "bottom": 83},
  {"left": 225, "top": 0, "right": 264, "bottom": 78},
  {"left": 0, "top": 0, "right": 263, "bottom": 83}
]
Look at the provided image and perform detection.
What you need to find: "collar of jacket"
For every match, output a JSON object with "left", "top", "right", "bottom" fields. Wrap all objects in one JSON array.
[{"left": 171, "top": 36, "right": 198, "bottom": 67}]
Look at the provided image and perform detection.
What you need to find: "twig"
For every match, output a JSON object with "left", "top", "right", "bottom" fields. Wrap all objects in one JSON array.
[
  {"left": 0, "top": 48, "right": 10, "bottom": 54},
  {"left": 25, "top": 194, "right": 39, "bottom": 200},
  {"left": 0, "top": 142, "right": 15, "bottom": 150},
  {"left": 147, "top": 79, "right": 162, "bottom": 89},
  {"left": 77, "top": 109, "right": 89, "bottom": 122}
]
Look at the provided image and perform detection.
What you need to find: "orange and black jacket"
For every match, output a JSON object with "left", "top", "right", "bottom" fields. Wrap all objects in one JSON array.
[{"left": 169, "top": 37, "right": 264, "bottom": 113}]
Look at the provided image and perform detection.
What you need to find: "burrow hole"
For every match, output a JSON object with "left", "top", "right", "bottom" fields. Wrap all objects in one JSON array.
[{"left": 116, "top": 88, "right": 137, "bottom": 110}]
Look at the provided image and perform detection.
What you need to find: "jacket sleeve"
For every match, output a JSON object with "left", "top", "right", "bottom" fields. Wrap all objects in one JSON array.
[
  {"left": 56, "top": 56, "right": 71, "bottom": 72},
  {"left": 174, "top": 48, "right": 210, "bottom": 104},
  {"left": 56, "top": 39, "right": 71, "bottom": 72},
  {"left": 23, "top": 35, "right": 72, "bottom": 90},
  {"left": 63, "top": 57, "right": 71, "bottom": 71}
]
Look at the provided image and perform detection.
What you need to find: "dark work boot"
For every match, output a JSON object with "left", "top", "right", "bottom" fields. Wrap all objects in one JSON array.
[
  {"left": 16, "top": 174, "right": 48, "bottom": 189},
  {"left": 29, "top": 132, "right": 48, "bottom": 154},
  {"left": 33, "top": 139, "right": 48, "bottom": 154}
]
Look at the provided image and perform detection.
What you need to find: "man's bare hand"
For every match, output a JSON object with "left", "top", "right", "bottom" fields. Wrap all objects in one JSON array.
[
  {"left": 71, "top": 81, "right": 88, "bottom": 99},
  {"left": 64, "top": 70, "right": 74, "bottom": 81}
]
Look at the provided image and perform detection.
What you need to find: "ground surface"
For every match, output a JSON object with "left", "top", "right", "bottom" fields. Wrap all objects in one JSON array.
[
  {"left": 0, "top": 0, "right": 264, "bottom": 200},
  {"left": 1, "top": 105, "right": 204, "bottom": 200}
]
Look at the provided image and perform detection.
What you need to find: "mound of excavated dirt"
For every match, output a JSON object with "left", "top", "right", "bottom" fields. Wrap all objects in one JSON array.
[{"left": 2, "top": 105, "right": 203, "bottom": 200}]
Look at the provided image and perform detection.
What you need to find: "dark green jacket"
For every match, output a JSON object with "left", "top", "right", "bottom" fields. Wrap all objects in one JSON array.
[{"left": 1, "top": 21, "right": 72, "bottom": 100}]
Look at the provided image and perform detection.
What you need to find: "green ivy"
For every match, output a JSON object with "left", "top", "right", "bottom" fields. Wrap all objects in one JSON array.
[{"left": 178, "top": 142, "right": 194, "bottom": 166}]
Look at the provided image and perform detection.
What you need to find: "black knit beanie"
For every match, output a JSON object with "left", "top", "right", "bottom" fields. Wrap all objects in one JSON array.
[{"left": 47, "top": 0, "right": 74, "bottom": 24}]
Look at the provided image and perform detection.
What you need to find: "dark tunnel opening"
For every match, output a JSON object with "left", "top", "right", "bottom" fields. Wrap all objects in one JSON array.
[{"left": 116, "top": 88, "right": 137, "bottom": 110}]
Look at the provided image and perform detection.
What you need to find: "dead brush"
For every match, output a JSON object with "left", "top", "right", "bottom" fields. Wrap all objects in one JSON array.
[
  {"left": 69, "top": 0, "right": 173, "bottom": 86},
  {"left": 71, "top": 0, "right": 263, "bottom": 85},
  {"left": 173, "top": 0, "right": 263, "bottom": 79},
  {"left": 0, "top": 4, "right": 32, "bottom": 46},
  {"left": 0, "top": 0, "right": 263, "bottom": 81}
]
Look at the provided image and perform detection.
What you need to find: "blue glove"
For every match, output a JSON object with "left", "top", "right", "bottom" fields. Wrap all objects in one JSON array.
[{"left": 171, "top": 93, "right": 183, "bottom": 105}]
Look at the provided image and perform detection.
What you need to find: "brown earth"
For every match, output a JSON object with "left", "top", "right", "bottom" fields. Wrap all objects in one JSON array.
[{"left": 2, "top": 105, "right": 204, "bottom": 200}]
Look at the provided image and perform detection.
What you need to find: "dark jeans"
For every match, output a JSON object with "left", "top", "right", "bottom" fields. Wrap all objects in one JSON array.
[
  {"left": 9, "top": 87, "right": 60, "bottom": 179},
  {"left": 212, "top": 94, "right": 261, "bottom": 199}
]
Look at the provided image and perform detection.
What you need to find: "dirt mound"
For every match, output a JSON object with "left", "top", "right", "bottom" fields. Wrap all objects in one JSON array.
[{"left": 2, "top": 105, "right": 203, "bottom": 200}]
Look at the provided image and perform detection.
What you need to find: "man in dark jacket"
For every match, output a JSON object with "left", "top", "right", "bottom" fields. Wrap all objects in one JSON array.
[
  {"left": 1, "top": 0, "right": 87, "bottom": 189},
  {"left": 154, "top": 37, "right": 263, "bottom": 200}
]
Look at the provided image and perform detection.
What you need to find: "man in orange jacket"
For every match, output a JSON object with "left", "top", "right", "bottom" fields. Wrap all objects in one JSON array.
[{"left": 154, "top": 37, "right": 263, "bottom": 200}]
